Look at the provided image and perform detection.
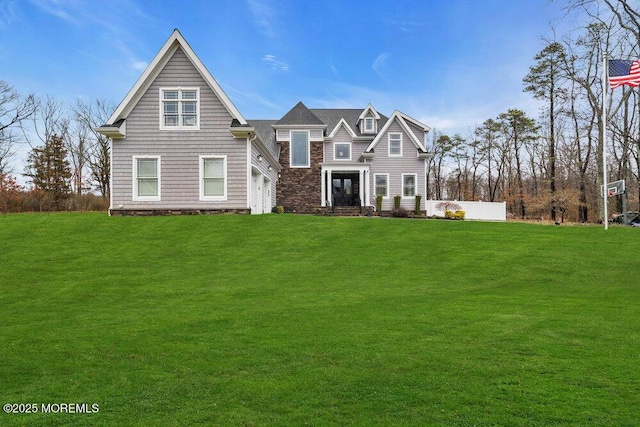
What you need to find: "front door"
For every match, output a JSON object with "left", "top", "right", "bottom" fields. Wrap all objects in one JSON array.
[{"left": 332, "top": 173, "right": 358, "bottom": 206}]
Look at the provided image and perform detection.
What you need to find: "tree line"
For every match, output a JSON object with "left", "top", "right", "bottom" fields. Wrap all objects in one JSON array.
[
  {"left": 425, "top": 0, "right": 640, "bottom": 223},
  {"left": 0, "top": 83, "right": 112, "bottom": 213}
]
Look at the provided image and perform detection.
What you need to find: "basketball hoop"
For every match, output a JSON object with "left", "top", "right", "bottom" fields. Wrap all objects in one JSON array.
[{"left": 602, "top": 179, "right": 625, "bottom": 198}]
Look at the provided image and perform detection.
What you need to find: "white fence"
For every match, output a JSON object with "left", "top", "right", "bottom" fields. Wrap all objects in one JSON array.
[{"left": 425, "top": 200, "right": 506, "bottom": 221}]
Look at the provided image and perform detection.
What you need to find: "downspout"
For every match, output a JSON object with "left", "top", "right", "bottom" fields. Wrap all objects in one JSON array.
[
  {"left": 108, "top": 138, "right": 114, "bottom": 216},
  {"left": 248, "top": 133, "right": 258, "bottom": 211}
]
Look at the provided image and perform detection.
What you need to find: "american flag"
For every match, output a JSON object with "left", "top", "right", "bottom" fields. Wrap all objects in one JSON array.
[{"left": 609, "top": 59, "right": 640, "bottom": 89}]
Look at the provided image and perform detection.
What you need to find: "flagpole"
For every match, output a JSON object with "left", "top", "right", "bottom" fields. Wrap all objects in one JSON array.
[{"left": 603, "top": 52, "right": 608, "bottom": 230}]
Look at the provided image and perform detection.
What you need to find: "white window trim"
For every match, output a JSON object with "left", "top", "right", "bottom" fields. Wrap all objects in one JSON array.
[
  {"left": 374, "top": 173, "right": 389, "bottom": 198},
  {"left": 199, "top": 155, "right": 227, "bottom": 201},
  {"left": 290, "top": 130, "right": 310, "bottom": 168},
  {"left": 159, "top": 87, "right": 200, "bottom": 130},
  {"left": 132, "top": 155, "right": 161, "bottom": 202},
  {"left": 364, "top": 117, "right": 376, "bottom": 133},
  {"left": 333, "top": 142, "right": 352, "bottom": 161},
  {"left": 389, "top": 132, "right": 403, "bottom": 157},
  {"left": 402, "top": 173, "right": 417, "bottom": 198}
]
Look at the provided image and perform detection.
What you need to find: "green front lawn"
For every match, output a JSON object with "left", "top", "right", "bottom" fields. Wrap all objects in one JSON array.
[{"left": 1, "top": 213, "right": 638, "bottom": 425}]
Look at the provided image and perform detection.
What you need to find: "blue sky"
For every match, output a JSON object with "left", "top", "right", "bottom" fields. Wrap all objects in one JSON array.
[{"left": 1, "top": 0, "right": 576, "bottom": 137}]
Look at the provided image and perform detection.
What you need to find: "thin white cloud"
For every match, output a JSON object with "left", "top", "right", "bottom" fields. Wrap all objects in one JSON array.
[
  {"left": 307, "top": 80, "right": 394, "bottom": 112},
  {"left": 130, "top": 59, "right": 148, "bottom": 72},
  {"left": 0, "top": 0, "right": 20, "bottom": 29},
  {"left": 262, "top": 54, "right": 289, "bottom": 72},
  {"left": 372, "top": 52, "right": 390, "bottom": 80},
  {"left": 21, "top": 0, "right": 157, "bottom": 76},
  {"left": 27, "top": 0, "right": 80, "bottom": 24},
  {"left": 390, "top": 19, "right": 422, "bottom": 33},
  {"left": 329, "top": 57, "right": 340, "bottom": 79},
  {"left": 223, "top": 81, "right": 283, "bottom": 113},
  {"left": 247, "top": 0, "right": 277, "bottom": 39}
]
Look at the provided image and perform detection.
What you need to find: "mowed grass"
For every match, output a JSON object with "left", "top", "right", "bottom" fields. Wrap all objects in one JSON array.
[{"left": 1, "top": 213, "right": 639, "bottom": 426}]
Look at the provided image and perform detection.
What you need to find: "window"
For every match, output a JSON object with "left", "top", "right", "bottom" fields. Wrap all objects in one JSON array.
[
  {"left": 200, "top": 156, "right": 226, "bottom": 200},
  {"left": 133, "top": 156, "right": 160, "bottom": 201},
  {"left": 160, "top": 88, "right": 199, "bottom": 129},
  {"left": 364, "top": 117, "right": 375, "bottom": 133},
  {"left": 389, "top": 133, "right": 402, "bottom": 156},
  {"left": 374, "top": 174, "right": 388, "bottom": 197},
  {"left": 334, "top": 143, "right": 351, "bottom": 161},
  {"left": 290, "top": 130, "right": 310, "bottom": 167},
  {"left": 403, "top": 174, "right": 416, "bottom": 197}
]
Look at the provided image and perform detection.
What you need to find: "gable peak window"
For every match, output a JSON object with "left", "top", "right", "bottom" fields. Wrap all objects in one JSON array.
[
  {"left": 160, "top": 87, "right": 200, "bottom": 130},
  {"left": 389, "top": 132, "right": 402, "bottom": 156}
]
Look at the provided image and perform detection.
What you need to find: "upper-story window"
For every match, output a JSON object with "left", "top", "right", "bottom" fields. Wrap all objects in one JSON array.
[
  {"left": 160, "top": 88, "right": 200, "bottom": 130},
  {"left": 389, "top": 133, "right": 402, "bottom": 156},
  {"left": 290, "top": 130, "right": 310, "bottom": 167},
  {"left": 364, "top": 117, "right": 375, "bottom": 133},
  {"left": 334, "top": 142, "right": 351, "bottom": 161}
]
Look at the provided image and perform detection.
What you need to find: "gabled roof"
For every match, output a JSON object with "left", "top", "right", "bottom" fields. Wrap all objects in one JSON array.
[
  {"left": 358, "top": 103, "right": 381, "bottom": 120},
  {"left": 274, "top": 101, "right": 325, "bottom": 127},
  {"left": 106, "top": 29, "right": 247, "bottom": 126},
  {"left": 328, "top": 118, "right": 358, "bottom": 138},
  {"left": 309, "top": 109, "right": 389, "bottom": 137},
  {"left": 366, "top": 111, "right": 430, "bottom": 153}
]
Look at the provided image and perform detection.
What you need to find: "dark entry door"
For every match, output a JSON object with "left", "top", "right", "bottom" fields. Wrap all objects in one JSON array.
[{"left": 332, "top": 174, "right": 358, "bottom": 206}]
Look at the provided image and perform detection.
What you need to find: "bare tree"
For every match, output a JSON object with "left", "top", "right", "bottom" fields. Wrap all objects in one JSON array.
[
  {"left": 498, "top": 109, "right": 540, "bottom": 218},
  {"left": 25, "top": 95, "right": 68, "bottom": 149},
  {"left": 0, "top": 80, "right": 36, "bottom": 173},
  {"left": 73, "top": 99, "right": 113, "bottom": 197}
]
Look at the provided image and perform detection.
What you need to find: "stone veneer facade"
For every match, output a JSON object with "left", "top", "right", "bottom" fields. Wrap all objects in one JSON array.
[{"left": 277, "top": 141, "right": 324, "bottom": 213}]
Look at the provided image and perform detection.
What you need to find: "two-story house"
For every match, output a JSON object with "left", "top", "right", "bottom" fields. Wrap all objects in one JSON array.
[
  {"left": 269, "top": 102, "right": 430, "bottom": 214},
  {"left": 98, "top": 29, "right": 430, "bottom": 216}
]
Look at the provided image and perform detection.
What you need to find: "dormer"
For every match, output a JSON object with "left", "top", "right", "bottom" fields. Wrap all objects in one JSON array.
[{"left": 358, "top": 103, "right": 381, "bottom": 135}]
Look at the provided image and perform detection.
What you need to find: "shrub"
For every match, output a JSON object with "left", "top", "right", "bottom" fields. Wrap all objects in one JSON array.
[
  {"left": 445, "top": 210, "right": 465, "bottom": 220},
  {"left": 276, "top": 206, "right": 285, "bottom": 214},
  {"left": 436, "top": 201, "right": 462, "bottom": 213},
  {"left": 394, "top": 195, "right": 401, "bottom": 209},
  {"left": 67, "top": 194, "right": 109, "bottom": 212},
  {"left": 376, "top": 194, "right": 383, "bottom": 212},
  {"left": 391, "top": 206, "right": 409, "bottom": 218},
  {"left": 0, "top": 174, "right": 24, "bottom": 215},
  {"left": 415, "top": 195, "right": 422, "bottom": 215}
]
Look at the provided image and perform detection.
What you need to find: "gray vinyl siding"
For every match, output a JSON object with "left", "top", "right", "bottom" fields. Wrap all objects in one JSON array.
[
  {"left": 407, "top": 121, "right": 426, "bottom": 147},
  {"left": 323, "top": 127, "right": 370, "bottom": 162},
  {"left": 111, "top": 47, "right": 249, "bottom": 210},
  {"left": 325, "top": 127, "right": 351, "bottom": 162},
  {"left": 369, "top": 119, "right": 426, "bottom": 211}
]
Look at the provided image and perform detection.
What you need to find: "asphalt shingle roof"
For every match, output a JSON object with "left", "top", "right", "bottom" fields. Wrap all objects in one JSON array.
[
  {"left": 247, "top": 119, "right": 279, "bottom": 155},
  {"left": 274, "top": 101, "right": 325, "bottom": 126}
]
